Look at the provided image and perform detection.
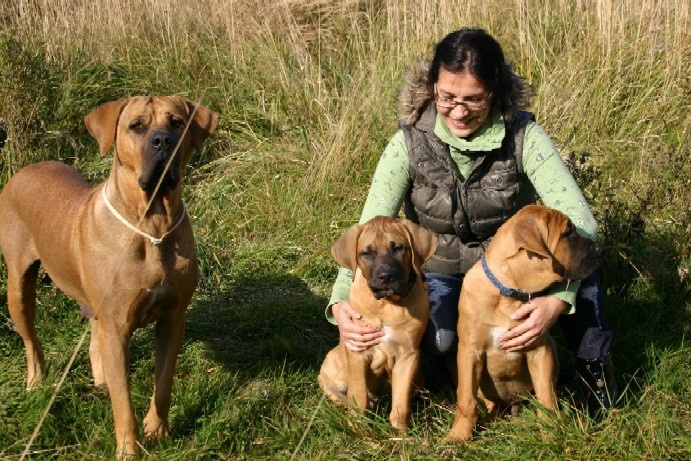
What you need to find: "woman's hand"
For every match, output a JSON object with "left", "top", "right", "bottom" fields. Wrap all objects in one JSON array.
[
  {"left": 332, "top": 301, "right": 384, "bottom": 352},
  {"left": 499, "top": 296, "right": 567, "bottom": 352}
]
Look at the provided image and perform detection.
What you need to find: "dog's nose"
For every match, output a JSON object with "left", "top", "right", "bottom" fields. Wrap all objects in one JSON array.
[
  {"left": 150, "top": 131, "right": 174, "bottom": 152},
  {"left": 376, "top": 269, "right": 396, "bottom": 285}
]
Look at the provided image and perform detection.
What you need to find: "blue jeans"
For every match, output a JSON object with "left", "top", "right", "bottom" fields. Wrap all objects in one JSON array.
[
  {"left": 421, "top": 272, "right": 612, "bottom": 361},
  {"left": 421, "top": 273, "right": 462, "bottom": 356}
]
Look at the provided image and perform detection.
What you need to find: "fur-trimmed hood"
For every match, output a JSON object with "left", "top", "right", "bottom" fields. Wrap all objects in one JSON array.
[
  {"left": 397, "top": 61, "right": 432, "bottom": 127},
  {"left": 397, "top": 59, "right": 533, "bottom": 126}
]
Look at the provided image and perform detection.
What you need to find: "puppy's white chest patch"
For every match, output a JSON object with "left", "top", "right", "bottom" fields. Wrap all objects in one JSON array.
[
  {"left": 489, "top": 326, "right": 521, "bottom": 361},
  {"left": 489, "top": 326, "right": 507, "bottom": 348},
  {"left": 381, "top": 325, "right": 394, "bottom": 344}
]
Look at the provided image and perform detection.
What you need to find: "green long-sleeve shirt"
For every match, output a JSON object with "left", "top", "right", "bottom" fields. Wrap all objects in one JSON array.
[{"left": 327, "top": 110, "right": 597, "bottom": 322}]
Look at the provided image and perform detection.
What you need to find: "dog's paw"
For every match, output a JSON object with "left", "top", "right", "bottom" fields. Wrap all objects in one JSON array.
[
  {"left": 143, "top": 416, "right": 170, "bottom": 441},
  {"left": 445, "top": 425, "right": 473, "bottom": 443},
  {"left": 389, "top": 411, "right": 410, "bottom": 433},
  {"left": 390, "top": 423, "right": 409, "bottom": 434}
]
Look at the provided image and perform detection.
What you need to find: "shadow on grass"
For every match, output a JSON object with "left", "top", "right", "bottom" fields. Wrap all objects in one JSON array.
[
  {"left": 185, "top": 272, "right": 334, "bottom": 374},
  {"left": 597, "top": 216, "right": 690, "bottom": 395}
]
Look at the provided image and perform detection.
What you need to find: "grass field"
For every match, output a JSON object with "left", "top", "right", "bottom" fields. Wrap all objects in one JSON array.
[{"left": 0, "top": 1, "right": 689, "bottom": 459}]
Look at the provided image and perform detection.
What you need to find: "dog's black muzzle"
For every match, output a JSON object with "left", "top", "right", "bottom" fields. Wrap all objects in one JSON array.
[
  {"left": 368, "top": 256, "right": 411, "bottom": 300},
  {"left": 564, "top": 242, "right": 606, "bottom": 280},
  {"left": 139, "top": 129, "right": 181, "bottom": 192}
]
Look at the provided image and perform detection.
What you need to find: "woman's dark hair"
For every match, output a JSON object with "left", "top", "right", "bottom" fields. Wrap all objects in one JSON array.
[{"left": 428, "top": 28, "right": 532, "bottom": 116}]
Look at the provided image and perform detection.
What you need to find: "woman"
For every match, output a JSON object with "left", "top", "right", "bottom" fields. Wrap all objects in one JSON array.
[{"left": 326, "top": 28, "right": 617, "bottom": 415}]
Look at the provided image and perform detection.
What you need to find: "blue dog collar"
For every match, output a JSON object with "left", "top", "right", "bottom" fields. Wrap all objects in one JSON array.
[{"left": 481, "top": 254, "right": 532, "bottom": 302}]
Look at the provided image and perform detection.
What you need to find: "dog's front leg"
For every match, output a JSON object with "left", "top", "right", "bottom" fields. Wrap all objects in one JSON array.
[
  {"left": 96, "top": 322, "right": 138, "bottom": 459},
  {"left": 526, "top": 344, "right": 558, "bottom": 414},
  {"left": 89, "top": 319, "right": 105, "bottom": 387},
  {"left": 447, "top": 346, "right": 484, "bottom": 442},
  {"left": 389, "top": 350, "right": 420, "bottom": 432},
  {"left": 142, "top": 310, "right": 185, "bottom": 441},
  {"left": 345, "top": 349, "right": 370, "bottom": 412}
]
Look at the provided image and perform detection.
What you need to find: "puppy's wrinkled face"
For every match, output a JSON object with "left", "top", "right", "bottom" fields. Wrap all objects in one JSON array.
[
  {"left": 513, "top": 205, "right": 604, "bottom": 282},
  {"left": 356, "top": 219, "right": 414, "bottom": 300},
  {"left": 331, "top": 216, "right": 437, "bottom": 300},
  {"left": 116, "top": 96, "right": 193, "bottom": 193}
]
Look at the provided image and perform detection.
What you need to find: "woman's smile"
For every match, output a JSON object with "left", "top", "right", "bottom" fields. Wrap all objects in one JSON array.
[{"left": 434, "top": 68, "right": 492, "bottom": 138}]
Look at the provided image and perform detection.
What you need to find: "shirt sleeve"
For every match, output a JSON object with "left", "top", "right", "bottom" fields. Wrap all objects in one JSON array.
[
  {"left": 326, "top": 267, "right": 353, "bottom": 324},
  {"left": 357, "top": 130, "right": 411, "bottom": 223},
  {"left": 325, "top": 130, "right": 411, "bottom": 322},
  {"left": 521, "top": 122, "right": 599, "bottom": 312}
]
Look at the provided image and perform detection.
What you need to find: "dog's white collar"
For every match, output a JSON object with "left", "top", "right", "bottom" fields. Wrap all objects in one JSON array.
[{"left": 101, "top": 184, "right": 186, "bottom": 245}]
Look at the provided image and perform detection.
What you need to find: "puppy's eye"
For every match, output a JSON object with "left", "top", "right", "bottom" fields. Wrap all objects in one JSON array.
[
  {"left": 129, "top": 120, "right": 144, "bottom": 131},
  {"left": 563, "top": 223, "right": 575, "bottom": 237},
  {"left": 390, "top": 242, "right": 406, "bottom": 253},
  {"left": 359, "top": 247, "right": 375, "bottom": 259}
]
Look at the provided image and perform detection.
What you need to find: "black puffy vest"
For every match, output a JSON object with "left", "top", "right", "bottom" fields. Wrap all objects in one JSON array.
[{"left": 401, "top": 104, "right": 537, "bottom": 275}]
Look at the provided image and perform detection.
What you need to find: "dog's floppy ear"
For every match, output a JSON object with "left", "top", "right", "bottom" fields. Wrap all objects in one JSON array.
[
  {"left": 402, "top": 219, "right": 438, "bottom": 275},
  {"left": 331, "top": 223, "right": 363, "bottom": 273},
  {"left": 184, "top": 100, "right": 220, "bottom": 154},
  {"left": 512, "top": 216, "right": 552, "bottom": 259},
  {"left": 514, "top": 207, "right": 572, "bottom": 259},
  {"left": 84, "top": 98, "right": 130, "bottom": 156}
]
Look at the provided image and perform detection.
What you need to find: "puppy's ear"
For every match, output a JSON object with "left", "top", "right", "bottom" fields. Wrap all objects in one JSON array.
[
  {"left": 84, "top": 98, "right": 129, "bottom": 156},
  {"left": 402, "top": 219, "right": 438, "bottom": 275},
  {"left": 512, "top": 217, "right": 552, "bottom": 259},
  {"left": 331, "top": 223, "right": 363, "bottom": 273},
  {"left": 184, "top": 100, "right": 220, "bottom": 154}
]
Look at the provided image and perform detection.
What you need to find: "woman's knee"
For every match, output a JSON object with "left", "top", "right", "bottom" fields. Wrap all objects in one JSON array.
[
  {"left": 422, "top": 328, "right": 457, "bottom": 356},
  {"left": 423, "top": 273, "right": 461, "bottom": 356}
]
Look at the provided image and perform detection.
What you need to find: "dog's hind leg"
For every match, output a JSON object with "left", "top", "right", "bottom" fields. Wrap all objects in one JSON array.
[{"left": 6, "top": 259, "right": 44, "bottom": 390}]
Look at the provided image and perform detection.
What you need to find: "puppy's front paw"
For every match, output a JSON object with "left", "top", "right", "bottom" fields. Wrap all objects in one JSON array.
[{"left": 446, "top": 421, "right": 473, "bottom": 443}]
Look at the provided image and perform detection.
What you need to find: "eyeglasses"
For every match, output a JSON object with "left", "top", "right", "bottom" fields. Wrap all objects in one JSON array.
[{"left": 434, "top": 84, "right": 490, "bottom": 112}]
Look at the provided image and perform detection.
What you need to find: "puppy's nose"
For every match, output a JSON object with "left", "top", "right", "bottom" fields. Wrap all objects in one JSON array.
[{"left": 376, "top": 268, "right": 396, "bottom": 285}]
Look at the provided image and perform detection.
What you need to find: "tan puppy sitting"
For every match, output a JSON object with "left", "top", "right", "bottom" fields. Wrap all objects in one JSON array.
[
  {"left": 447, "top": 205, "right": 604, "bottom": 442},
  {"left": 318, "top": 216, "right": 437, "bottom": 431},
  {"left": 0, "top": 96, "right": 219, "bottom": 458}
]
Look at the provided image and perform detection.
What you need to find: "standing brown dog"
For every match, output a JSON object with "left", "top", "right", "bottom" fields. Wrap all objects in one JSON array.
[
  {"left": 0, "top": 96, "right": 219, "bottom": 458},
  {"left": 318, "top": 216, "right": 437, "bottom": 431},
  {"left": 447, "top": 205, "right": 604, "bottom": 442}
]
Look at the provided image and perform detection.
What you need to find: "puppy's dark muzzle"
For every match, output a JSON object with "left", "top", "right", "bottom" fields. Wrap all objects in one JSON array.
[
  {"left": 566, "top": 242, "right": 606, "bottom": 280},
  {"left": 368, "top": 259, "right": 408, "bottom": 300},
  {"left": 139, "top": 129, "right": 181, "bottom": 192},
  {"left": 584, "top": 243, "right": 606, "bottom": 269}
]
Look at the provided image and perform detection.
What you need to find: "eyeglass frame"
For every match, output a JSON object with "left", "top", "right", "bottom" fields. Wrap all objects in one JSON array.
[{"left": 433, "top": 84, "right": 492, "bottom": 112}]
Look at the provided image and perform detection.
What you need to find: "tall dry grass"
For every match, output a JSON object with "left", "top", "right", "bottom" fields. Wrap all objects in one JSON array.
[
  {"left": 0, "top": 0, "right": 688, "bottom": 287},
  {"left": 1, "top": 0, "right": 689, "bottom": 281},
  {"left": 3, "top": 1, "right": 688, "bottom": 157}
]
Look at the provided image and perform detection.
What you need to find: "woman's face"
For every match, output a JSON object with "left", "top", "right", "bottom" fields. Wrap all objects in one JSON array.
[{"left": 434, "top": 68, "right": 492, "bottom": 138}]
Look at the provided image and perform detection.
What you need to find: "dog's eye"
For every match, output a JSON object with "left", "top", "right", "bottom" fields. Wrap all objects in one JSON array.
[
  {"left": 359, "top": 247, "right": 375, "bottom": 259},
  {"left": 390, "top": 242, "right": 406, "bottom": 253},
  {"left": 129, "top": 120, "right": 144, "bottom": 131},
  {"left": 562, "top": 224, "right": 575, "bottom": 238},
  {"left": 170, "top": 118, "right": 185, "bottom": 129}
]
